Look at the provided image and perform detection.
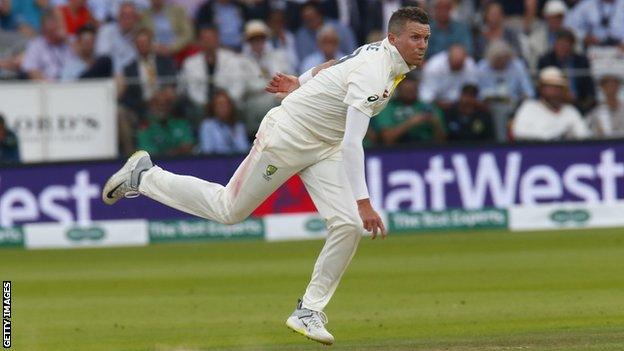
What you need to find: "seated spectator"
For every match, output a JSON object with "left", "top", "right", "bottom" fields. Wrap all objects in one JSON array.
[
  {"left": 61, "top": 25, "right": 112, "bottom": 80},
  {"left": 180, "top": 25, "right": 247, "bottom": 108},
  {"left": 295, "top": 1, "right": 356, "bottom": 63},
  {"left": 199, "top": 90, "right": 249, "bottom": 154},
  {"left": 267, "top": 9, "right": 298, "bottom": 72},
  {"left": 445, "top": 84, "right": 496, "bottom": 142},
  {"left": 137, "top": 87, "right": 194, "bottom": 156},
  {"left": 118, "top": 27, "right": 176, "bottom": 155},
  {"left": 587, "top": 74, "right": 624, "bottom": 137},
  {"left": 12, "top": 0, "right": 50, "bottom": 38},
  {"left": 20, "top": 10, "right": 73, "bottom": 80},
  {"left": 1, "top": 0, "right": 16, "bottom": 30},
  {"left": 0, "top": 29, "right": 27, "bottom": 79},
  {"left": 564, "top": 0, "right": 624, "bottom": 47},
  {"left": 538, "top": 29, "right": 596, "bottom": 113},
  {"left": 478, "top": 40, "right": 535, "bottom": 104},
  {"left": 419, "top": 44, "right": 479, "bottom": 111},
  {"left": 0, "top": 113, "right": 19, "bottom": 163},
  {"left": 242, "top": 20, "right": 294, "bottom": 78},
  {"left": 360, "top": 0, "right": 421, "bottom": 36},
  {"left": 427, "top": 0, "right": 473, "bottom": 58},
  {"left": 195, "top": 0, "right": 245, "bottom": 51},
  {"left": 95, "top": 2, "right": 139, "bottom": 74},
  {"left": 523, "top": 0, "right": 569, "bottom": 72},
  {"left": 512, "top": 66, "right": 590, "bottom": 140},
  {"left": 377, "top": 79, "right": 447, "bottom": 145},
  {"left": 141, "top": 0, "right": 192, "bottom": 57},
  {"left": 474, "top": 1, "right": 522, "bottom": 60},
  {"left": 55, "top": 0, "right": 95, "bottom": 36},
  {"left": 87, "top": 0, "right": 150, "bottom": 23},
  {"left": 299, "top": 25, "right": 344, "bottom": 74}
]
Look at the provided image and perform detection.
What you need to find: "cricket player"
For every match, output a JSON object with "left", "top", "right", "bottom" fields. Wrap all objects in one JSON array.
[{"left": 103, "top": 6, "right": 430, "bottom": 345}]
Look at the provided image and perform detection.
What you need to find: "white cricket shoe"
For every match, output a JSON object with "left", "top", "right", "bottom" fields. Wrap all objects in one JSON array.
[
  {"left": 286, "top": 300, "right": 335, "bottom": 345},
  {"left": 102, "top": 150, "right": 153, "bottom": 205}
]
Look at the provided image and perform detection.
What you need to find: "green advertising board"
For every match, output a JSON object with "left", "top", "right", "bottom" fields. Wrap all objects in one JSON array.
[
  {"left": 149, "top": 218, "right": 265, "bottom": 243},
  {"left": 388, "top": 209, "right": 508, "bottom": 233},
  {"left": 0, "top": 227, "right": 24, "bottom": 248}
]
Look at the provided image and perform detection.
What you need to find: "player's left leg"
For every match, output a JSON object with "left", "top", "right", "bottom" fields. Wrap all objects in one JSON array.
[{"left": 285, "top": 151, "right": 363, "bottom": 345}]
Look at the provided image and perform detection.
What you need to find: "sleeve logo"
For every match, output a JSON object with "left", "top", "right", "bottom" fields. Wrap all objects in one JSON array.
[{"left": 367, "top": 95, "right": 380, "bottom": 102}]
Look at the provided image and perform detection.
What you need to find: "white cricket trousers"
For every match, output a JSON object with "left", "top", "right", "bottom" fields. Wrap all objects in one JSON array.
[{"left": 139, "top": 106, "right": 363, "bottom": 311}]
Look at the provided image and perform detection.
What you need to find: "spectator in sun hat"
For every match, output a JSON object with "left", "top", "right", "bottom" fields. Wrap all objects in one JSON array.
[{"left": 512, "top": 66, "right": 590, "bottom": 140}]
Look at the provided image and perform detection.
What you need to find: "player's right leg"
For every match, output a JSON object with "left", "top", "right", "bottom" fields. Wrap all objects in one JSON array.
[{"left": 102, "top": 108, "right": 300, "bottom": 225}]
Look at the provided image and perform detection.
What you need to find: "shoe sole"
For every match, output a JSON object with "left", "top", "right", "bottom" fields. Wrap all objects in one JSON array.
[
  {"left": 102, "top": 150, "right": 149, "bottom": 205},
  {"left": 285, "top": 318, "right": 334, "bottom": 346}
]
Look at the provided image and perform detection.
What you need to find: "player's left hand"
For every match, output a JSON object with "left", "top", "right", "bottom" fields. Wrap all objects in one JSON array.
[
  {"left": 265, "top": 72, "right": 299, "bottom": 99},
  {"left": 357, "top": 199, "right": 387, "bottom": 240}
]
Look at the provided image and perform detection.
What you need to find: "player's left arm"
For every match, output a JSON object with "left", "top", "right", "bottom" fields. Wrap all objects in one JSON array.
[{"left": 342, "top": 106, "right": 387, "bottom": 239}]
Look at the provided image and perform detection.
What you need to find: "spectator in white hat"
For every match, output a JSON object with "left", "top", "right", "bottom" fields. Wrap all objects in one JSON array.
[
  {"left": 587, "top": 74, "right": 624, "bottom": 137},
  {"left": 242, "top": 20, "right": 295, "bottom": 78},
  {"left": 512, "top": 66, "right": 590, "bottom": 140},
  {"left": 523, "top": 0, "right": 570, "bottom": 71}
]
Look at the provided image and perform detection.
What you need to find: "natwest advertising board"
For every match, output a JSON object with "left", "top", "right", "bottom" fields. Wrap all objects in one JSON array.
[{"left": 0, "top": 141, "right": 622, "bottom": 226}]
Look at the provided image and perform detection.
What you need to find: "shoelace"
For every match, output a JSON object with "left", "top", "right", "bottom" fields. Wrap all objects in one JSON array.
[{"left": 307, "top": 311, "right": 328, "bottom": 329}]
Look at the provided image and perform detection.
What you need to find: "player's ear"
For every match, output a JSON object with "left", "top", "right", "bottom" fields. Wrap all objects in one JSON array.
[{"left": 387, "top": 32, "right": 397, "bottom": 45}]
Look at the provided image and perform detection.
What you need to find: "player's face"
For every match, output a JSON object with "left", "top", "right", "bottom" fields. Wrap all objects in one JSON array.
[{"left": 390, "top": 22, "right": 430, "bottom": 67}]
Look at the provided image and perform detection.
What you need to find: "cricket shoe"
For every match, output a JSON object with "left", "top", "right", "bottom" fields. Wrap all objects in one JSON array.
[
  {"left": 102, "top": 150, "right": 153, "bottom": 205},
  {"left": 286, "top": 300, "right": 334, "bottom": 345}
]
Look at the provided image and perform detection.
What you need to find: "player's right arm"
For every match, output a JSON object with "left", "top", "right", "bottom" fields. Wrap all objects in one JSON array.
[{"left": 264, "top": 59, "right": 336, "bottom": 98}]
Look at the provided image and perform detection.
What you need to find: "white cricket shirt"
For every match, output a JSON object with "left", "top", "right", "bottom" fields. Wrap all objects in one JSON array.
[{"left": 281, "top": 38, "right": 413, "bottom": 144}]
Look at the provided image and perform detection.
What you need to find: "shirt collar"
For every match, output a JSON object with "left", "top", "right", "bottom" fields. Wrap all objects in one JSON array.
[{"left": 382, "top": 38, "right": 414, "bottom": 76}]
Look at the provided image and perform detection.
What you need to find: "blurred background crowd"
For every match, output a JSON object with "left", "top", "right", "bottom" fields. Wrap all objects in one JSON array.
[{"left": 0, "top": 0, "right": 624, "bottom": 163}]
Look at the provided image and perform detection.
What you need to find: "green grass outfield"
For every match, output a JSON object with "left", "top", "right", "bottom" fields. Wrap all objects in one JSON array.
[{"left": 3, "top": 228, "right": 624, "bottom": 351}]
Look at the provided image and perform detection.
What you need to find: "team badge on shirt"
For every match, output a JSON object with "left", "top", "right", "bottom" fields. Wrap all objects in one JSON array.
[{"left": 263, "top": 165, "right": 278, "bottom": 181}]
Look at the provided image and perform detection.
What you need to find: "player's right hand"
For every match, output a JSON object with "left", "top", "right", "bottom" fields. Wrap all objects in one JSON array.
[
  {"left": 265, "top": 72, "right": 300, "bottom": 99},
  {"left": 357, "top": 199, "right": 387, "bottom": 240}
]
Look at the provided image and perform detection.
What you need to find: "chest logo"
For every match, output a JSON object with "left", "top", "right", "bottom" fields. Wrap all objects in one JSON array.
[
  {"left": 263, "top": 164, "right": 278, "bottom": 181},
  {"left": 367, "top": 95, "right": 380, "bottom": 102}
]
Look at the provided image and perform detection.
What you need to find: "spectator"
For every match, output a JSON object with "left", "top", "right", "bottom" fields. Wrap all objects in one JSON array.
[
  {"left": 0, "top": 29, "right": 27, "bottom": 79},
  {"left": 477, "top": 40, "right": 534, "bottom": 141},
  {"left": 180, "top": 25, "right": 247, "bottom": 108},
  {"left": 512, "top": 66, "right": 590, "bottom": 140},
  {"left": 118, "top": 27, "right": 176, "bottom": 155},
  {"left": 474, "top": 1, "right": 522, "bottom": 60},
  {"left": 445, "top": 84, "right": 496, "bottom": 142},
  {"left": 267, "top": 9, "right": 298, "bottom": 73},
  {"left": 377, "top": 79, "right": 447, "bottom": 145},
  {"left": 199, "top": 90, "right": 249, "bottom": 154},
  {"left": 87, "top": 0, "right": 150, "bottom": 23},
  {"left": 0, "top": 113, "right": 19, "bottom": 163},
  {"left": 587, "top": 74, "right": 624, "bottom": 137},
  {"left": 361, "top": 0, "right": 421, "bottom": 36},
  {"left": 300, "top": 25, "right": 345, "bottom": 73},
  {"left": 61, "top": 25, "right": 111, "bottom": 80},
  {"left": 538, "top": 29, "right": 596, "bottom": 113},
  {"left": 21, "top": 10, "right": 73, "bottom": 80},
  {"left": 294, "top": 1, "right": 356, "bottom": 63},
  {"left": 0, "top": 0, "right": 16, "bottom": 30},
  {"left": 141, "top": 0, "right": 192, "bottom": 57},
  {"left": 95, "top": 2, "right": 139, "bottom": 74},
  {"left": 419, "top": 44, "right": 479, "bottom": 110},
  {"left": 12, "top": 0, "right": 50, "bottom": 38},
  {"left": 427, "top": 0, "right": 473, "bottom": 58},
  {"left": 523, "top": 0, "right": 569, "bottom": 72},
  {"left": 242, "top": 20, "right": 294, "bottom": 78},
  {"left": 195, "top": 0, "right": 246, "bottom": 51},
  {"left": 477, "top": 40, "right": 535, "bottom": 104},
  {"left": 564, "top": 0, "right": 624, "bottom": 47},
  {"left": 137, "top": 87, "right": 194, "bottom": 156},
  {"left": 56, "top": 0, "right": 95, "bottom": 36}
]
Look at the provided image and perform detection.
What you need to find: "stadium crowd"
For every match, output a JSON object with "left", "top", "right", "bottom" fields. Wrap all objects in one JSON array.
[{"left": 0, "top": 0, "right": 624, "bottom": 162}]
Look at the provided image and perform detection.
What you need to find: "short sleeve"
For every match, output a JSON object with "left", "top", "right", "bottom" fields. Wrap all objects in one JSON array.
[{"left": 342, "top": 63, "right": 386, "bottom": 117}]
